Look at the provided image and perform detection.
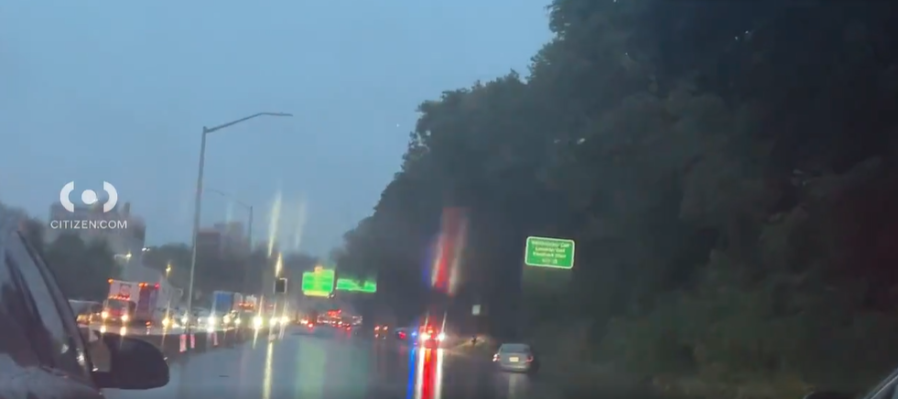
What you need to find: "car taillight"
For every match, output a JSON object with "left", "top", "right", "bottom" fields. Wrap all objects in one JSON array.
[
  {"left": 526, "top": 356, "right": 533, "bottom": 362},
  {"left": 492, "top": 354, "right": 499, "bottom": 362}
]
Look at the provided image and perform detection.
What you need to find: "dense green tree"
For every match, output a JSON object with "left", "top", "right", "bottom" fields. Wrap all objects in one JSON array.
[
  {"left": 43, "top": 233, "right": 118, "bottom": 301},
  {"left": 333, "top": 0, "right": 898, "bottom": 396}
]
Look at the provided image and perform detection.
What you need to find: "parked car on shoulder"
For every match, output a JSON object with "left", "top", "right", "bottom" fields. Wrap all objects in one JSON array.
[{"left": 493, "top": 343, "right": 539, "bottom": 373}]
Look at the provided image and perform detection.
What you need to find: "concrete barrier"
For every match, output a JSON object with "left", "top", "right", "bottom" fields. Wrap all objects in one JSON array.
[{"left": 88, "top": 327, "right": 254, "bottom": 369}]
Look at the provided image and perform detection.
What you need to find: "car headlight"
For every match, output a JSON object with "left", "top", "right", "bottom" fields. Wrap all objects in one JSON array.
[
  {"left": 281, "top": 316, "right": 289, "bottom": 324},
  {"left": 223, "top": 315, "right": 232, "bottom": 324},
  {"left": 101, "top": 311, "right": 109, "bottom": 319},
  {"left": 253, "top": 316, "right": 263, "bottom": 328},
  {"left": 181, "top": 316, "right": 189, "bottom": 324},
  {"left": 437, "top": 333, "right": 446, "bottom": 341},
  {"left": 162, "top": 318, "right": 170, "bottom": 327},
  {"left": 235, "top": 318, "right": 242, "bottom": 325},
  {"left": 121, "top": 314, "right": 129, "bottom": 322},
  {"left": 420, "top": 332, "right": 431, "bottom": 340},
  {"left": 207, "top": 317, "right": 216, "bottom": 326}
]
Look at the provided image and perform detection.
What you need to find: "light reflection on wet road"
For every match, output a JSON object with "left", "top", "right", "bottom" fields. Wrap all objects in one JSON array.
[{"left": 104, "top": 326, "right": 555, "bottom": 399}]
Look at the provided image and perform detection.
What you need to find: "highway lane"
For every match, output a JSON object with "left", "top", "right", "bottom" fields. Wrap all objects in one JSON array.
[{"left": 103, "top": 325, "right": 560, "bottom": 399}]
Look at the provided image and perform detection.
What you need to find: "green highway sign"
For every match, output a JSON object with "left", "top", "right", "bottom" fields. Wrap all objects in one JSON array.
[
  {"left": 335, "top": 278, "right": 377, "bottom": 293},
  {"left": 524, "top": 236, "right": 575, "bottom": 269},
  {"left": 302, "top": 267, "right": 335, "bottom": 296}
]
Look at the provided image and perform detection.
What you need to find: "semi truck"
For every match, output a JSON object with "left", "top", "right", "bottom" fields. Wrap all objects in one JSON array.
[
  {"left": 210, "top": 290, "right": 235, "bottom": 327},
  {"left": 103, "top": 280, "right": 138, "bottom": 324},
  {"left": 237, "top": 295, "right": 258, "bottom": 312},
  {"left": 104, "top": 279, "right": 175, "bottom": 326},
  {"left": 210, "top": 291, "right": 261, "bottom": 327}
]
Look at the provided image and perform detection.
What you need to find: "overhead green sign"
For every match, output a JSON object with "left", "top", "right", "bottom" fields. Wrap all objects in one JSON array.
[
  {"left": 335, "top": 278, "right": 377, "bottom": 293},
  {"left": 302, "top": 267, "right": 335, "bottom": 297},
  {"left": 524, "top": 236, "right": 575, "bottom": 269}
]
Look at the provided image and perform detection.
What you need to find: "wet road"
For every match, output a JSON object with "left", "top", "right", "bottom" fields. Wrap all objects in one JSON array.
[{"left": 104, "top": 326, "right": 557, "bottom": 399}]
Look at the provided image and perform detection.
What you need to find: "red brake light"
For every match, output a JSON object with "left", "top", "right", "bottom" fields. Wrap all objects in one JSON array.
[
  {"left": 155, "top": 283, "right": 160, "bottom": 289},
  {"left": 526, "top": 356, "right": 534, "bottom": 362}
]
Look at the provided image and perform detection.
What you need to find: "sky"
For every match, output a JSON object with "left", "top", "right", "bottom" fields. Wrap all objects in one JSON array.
[{"left": 0, "top": 0, "right": 552, "bottom": 257}]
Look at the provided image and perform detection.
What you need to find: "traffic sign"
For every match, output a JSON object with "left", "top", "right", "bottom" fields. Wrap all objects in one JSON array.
[
  {"left": 524, "top": 236, "right": 575, "bottom": 269},
  {"left": 302, "top": 268, "right": 335, "bottom": 297},
  {"left": 335, "top": 278, "right": 376, "bottom": 293},
  {"left": 274, "top": 278, "right": 288, "bottom": 294}
]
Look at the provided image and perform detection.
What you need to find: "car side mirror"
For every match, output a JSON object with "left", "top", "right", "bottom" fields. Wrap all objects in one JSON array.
[
  {"left": 93, "top": 333, "right": 169, "bottom": 389},
  {"left": 803, "top": 391, "right": 852, "bottom": 399}
]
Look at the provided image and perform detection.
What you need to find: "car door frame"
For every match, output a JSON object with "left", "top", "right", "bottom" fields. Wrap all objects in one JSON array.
[
  {"left": 863, "top": 368, "right": 898, "bottom": 399},
  {"left": 4, "top": 229, "right": 99, "bottom": 390}
]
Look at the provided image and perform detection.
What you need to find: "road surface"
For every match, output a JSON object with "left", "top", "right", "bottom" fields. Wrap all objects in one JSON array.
[{"left": 104, "top": 326, "right": 558, "bottom": 399}]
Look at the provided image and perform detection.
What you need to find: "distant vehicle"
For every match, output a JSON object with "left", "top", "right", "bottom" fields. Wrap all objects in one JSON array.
[
  {"left": 238, "top": 295, "right": 258, "bottom": 312},
  {"left": 374, "top": 324, "right": 391, "bottom": 339},
  {"left": 1, "top": 215, "right": 170, "bottom": 397},
  {"left": 132, "top": 281, "right": 173, "bottom": 326},
  {"left": 103, "top": 279, "right": 139, "bottom": 324},
  {"left": 211, "top": 290, "right": 238, "bottom": 328},
  {"left": 165, "top": 308, "right": 192, "bottom": 328},
  {"left": 295, "top": 316, "right": 317, "bottom": 334},
  {"left": 395, "top": 326, "right": 417, "bottom": 341},
  {"left": 69, "top": 300, "right": 103, "bottom": 325},
  {"left": 415, "top": 325, "right": 446, "bottom": 347},
  {"left": 493, "top": 343, "right": 539, "bottom": 373},
  {"left": 103, "top": 279, "right": 174, "bottom": 326}
]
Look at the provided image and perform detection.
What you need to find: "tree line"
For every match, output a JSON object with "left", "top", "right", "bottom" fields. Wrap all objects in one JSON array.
[
  {"left": 9, "top": 213, "right": 302, "bottom": 306},
  {"left": 330, "top": 1, "right": 898, "bottom": 397}
]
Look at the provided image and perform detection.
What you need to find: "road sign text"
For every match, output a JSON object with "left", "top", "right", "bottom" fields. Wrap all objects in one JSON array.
[{"left": 524, "top": 236, "right": 575, "bottom": 269}]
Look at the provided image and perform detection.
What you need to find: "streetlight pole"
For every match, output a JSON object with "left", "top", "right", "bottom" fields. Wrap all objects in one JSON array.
[{"left": 184, "top": 112, "right": 291, "bottom": 343}]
